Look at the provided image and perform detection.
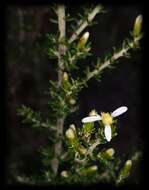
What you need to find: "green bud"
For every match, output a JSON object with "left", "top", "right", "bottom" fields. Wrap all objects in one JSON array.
[
  {"left": 117, "top": 160, "right": 132, "bottom": 184},
  {"left": 79, "top": 165, "right": 98, "bottom": 176},
  {"left": 86, "top": 165, "right": 98, "bottom": 173},
  {"left": 77, "top": 32, "right": 90, "bottom": 49},
  {"left": 125, "top": 160, "right": 132, "bottom": 169},
  {"left": 105, "top": 148, "right": 115, "bottom": 157},
  {"left": 133, "top": 14, "right": 143, "bottom": 38},
  {"left": 77, "top": 145, "right": 87, "bottom": 155}
]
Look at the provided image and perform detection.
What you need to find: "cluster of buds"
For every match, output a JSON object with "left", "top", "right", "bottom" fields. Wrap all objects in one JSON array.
[{"left": 65, "top": 124, "right": 87, "bottom": 155}]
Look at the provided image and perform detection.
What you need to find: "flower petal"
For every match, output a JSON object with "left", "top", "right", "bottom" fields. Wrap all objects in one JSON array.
[
  {"left": 111, "top": 106, "right": 128, "bottom": 117},
  {"left": 82, "top": 115, "right": 101, "bottom": 123},
  {"left": 104, "top": 125, "right": 112, "bottom": 142}
]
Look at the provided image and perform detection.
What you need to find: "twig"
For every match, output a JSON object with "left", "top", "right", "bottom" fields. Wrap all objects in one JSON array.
[
  {"left": 74, "top": 152, "right": 88, "bottom": 164},
  {"left": 74, "top": 139, "right": 100, "bottom": 164},
  {"left": 87, "top": 139, "right": 100, "bottom": 158},
  {"left": 82, "top": 35, "right": 142, "bottom": 85},
  {"left": 68, "top": 5, "right": 103, "bottom": 43}
]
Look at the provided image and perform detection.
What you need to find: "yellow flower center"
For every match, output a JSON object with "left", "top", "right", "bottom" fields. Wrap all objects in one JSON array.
[{"left": 101, "top": 112, "right": 113, "bottom": 125}]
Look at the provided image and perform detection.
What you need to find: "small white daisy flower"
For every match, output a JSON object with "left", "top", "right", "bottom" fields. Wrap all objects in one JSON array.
[{"left": 81, "top": 106, "right": 128, "bottom": 142}]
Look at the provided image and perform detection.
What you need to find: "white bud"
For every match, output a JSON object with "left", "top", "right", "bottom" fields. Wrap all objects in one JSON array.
[
  {"left": 70, "top": 124, "right": 76, "bottom": 132},
  {"left": 61, "top": 170, "right": 68, "bottom": 178},
  {"left": 69, "top": 98, "right": 76, "bottom": 105},
  {"left": 63, "top": 72, "right": 69, "bottom": 81},
  {"left": 89, "top": 109, "right": 98, "bottom": 116},
  {"left": 77, "top": 32, "right": 90, "bottom": 49},
  {"left": 83, "top": 32, "right": 90, "bottom": 41},
  {"left": 65, "top": 128, "right": 75, "bottom": 140}
]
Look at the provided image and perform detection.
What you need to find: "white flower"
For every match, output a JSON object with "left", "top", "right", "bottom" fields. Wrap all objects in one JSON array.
[{"left": 82, "top": 106, "right": 128, "bottom": 142}]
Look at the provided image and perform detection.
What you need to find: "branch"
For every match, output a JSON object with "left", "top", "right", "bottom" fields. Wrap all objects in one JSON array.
[
  {"left": 74, "top": 139, "right": 100, "bottom": 165},
  {"left": 87, "top": 139, "right": 100, "bottom": 158},
  {"left": 51, "top": 4, "right": 66, "bottom": 175},
  {"left": 57, "top": 4, "right": 66, "bottom": 85},
  {"left": 68, "top": 5, "right": 103, "bottom": 43},
  {"left": 74, "top": 152, "right": 88, "bottom": 165},
  {"left": 82, "top": 35, "right": 142, "bottom": 85}
]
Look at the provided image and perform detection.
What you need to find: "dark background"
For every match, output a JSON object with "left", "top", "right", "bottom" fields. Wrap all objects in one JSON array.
[{"left": 4, "top": 3, "right": 144, "bottom": 185}]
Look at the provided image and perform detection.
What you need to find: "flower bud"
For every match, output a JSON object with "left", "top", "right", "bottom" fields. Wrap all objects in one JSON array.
[
  {"left": 77, "top": 145, "right": 87, "bottom": 155},
  {"left": 125, "top": 160, "right": 132, "bottom": 169},
  {"left": 69, "top": 98, "right": 76, "bottom": 105},
  {"left": 79, "top": 165, "right": 98, "bottom": 176},
  {"left": 105, "top": 148, "right": 115, "bottom": 157},
  {"left": 61, "top": 170, "right": 68, "bottom": 178},
  {"left": 133, "top": 14, "right": 143, "bottom": 38},
  {"left": 77, "top": 32, "right": 90, "bottom": 49},
  {"left": 87, "top": 165, "right": 98, "bottom": 172},
  {"left": 70, "top": 124, "right": 76, "bottom": 133},
  {"left": 65, "top": 128, "right": 75, "bottom": 140},
  {"left": 117, "top": 159, "right": 132, "bottom": 183},
  {"left": 89, "top": 109, "right": 98, "bottom": 116},
  {"left": 63, "top": 72, "right": 69, "bottom": 81}
]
